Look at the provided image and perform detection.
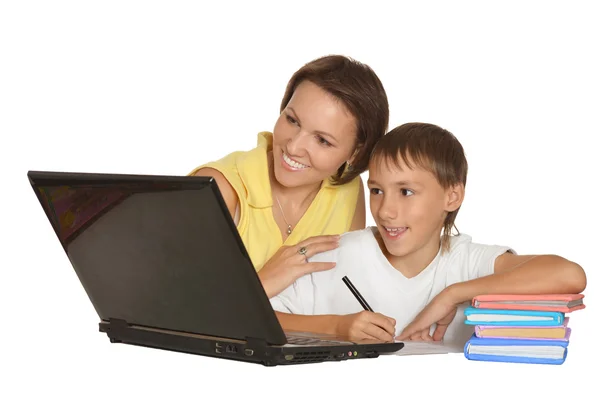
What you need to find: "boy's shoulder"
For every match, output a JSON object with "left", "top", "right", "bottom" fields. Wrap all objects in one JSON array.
[
  {"left": 308, "top": 227, "right": 377, "bottom": 263},
  {"left": 446, "top": 233, "right": 515, "bottom": 255},
  {"left": 443, "top": 233, "right": 516, "bottom": 278},
  {"left": 447, "top": 233, "right": 474, "bottom": 251},
  {"left": 339, "top": 227, "right": 377, "bottom": 245}
]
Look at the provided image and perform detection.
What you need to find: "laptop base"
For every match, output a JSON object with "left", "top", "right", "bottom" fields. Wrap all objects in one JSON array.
[{"left": 99, "top": 319, "right": 402, "bottom": 366}]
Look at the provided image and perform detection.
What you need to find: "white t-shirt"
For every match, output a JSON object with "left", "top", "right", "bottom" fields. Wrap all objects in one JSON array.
[{"left": 270, "top": 227, "right": 515, "bottom": 351}]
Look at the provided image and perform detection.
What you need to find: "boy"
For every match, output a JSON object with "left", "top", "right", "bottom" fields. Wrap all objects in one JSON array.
[{"left": 269, "top": 123, "right": 586, "bottom": 349}]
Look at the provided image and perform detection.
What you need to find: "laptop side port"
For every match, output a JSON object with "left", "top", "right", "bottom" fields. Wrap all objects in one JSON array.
[{"left": 225, "top": 344, "right": 238, "bottom": 354}]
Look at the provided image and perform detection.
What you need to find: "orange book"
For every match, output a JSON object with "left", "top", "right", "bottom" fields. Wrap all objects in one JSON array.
[
  {"left": 475, "top": 318, "right": 571, "bottom": 339},
  {"left": 471, "top": 294, "right": 585, "bottom": 313}
]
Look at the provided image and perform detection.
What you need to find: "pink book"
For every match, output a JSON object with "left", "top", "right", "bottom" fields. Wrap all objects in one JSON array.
[
  {"left": 471, "top": 294, "right": 585, "bottom": 313},
  {"left": 474, "top": 318, "right": 571, "bottom": 340}
]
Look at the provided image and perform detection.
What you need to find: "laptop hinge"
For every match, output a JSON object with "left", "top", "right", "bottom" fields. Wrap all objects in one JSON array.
[{"left": 99, "top": 318, "right": 130, "bottom": 333}]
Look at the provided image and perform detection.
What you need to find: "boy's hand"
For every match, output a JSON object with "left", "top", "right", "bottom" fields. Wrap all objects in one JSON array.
[
  {"left": 336, "top": 311, "right": 396, "bottom": 342},
  {"left": 396, "top": 289, "right": 458, "bottom": 342}
]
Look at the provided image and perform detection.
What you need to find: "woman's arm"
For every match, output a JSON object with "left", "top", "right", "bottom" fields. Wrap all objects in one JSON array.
[
  {"left": 258, "top": 177, "right": 366, "bottom": 298},
  {"left": 192, "top": 168, "right": 239, "bottom": 220}
]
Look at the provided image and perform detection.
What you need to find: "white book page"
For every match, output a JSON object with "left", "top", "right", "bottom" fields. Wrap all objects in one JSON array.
[
  {"left": 468, "top": 314, "right": 553, "bottom": 322},
  {"left": 469, "top": 345, "right": 565, "bottom": 359}
]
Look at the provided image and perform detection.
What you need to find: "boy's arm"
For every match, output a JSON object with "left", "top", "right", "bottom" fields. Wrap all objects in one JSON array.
[
  {"left": 269, "top": 271, "right": 397, "bottom": 341},
  {"left": 397, "top": 253, "right": 586, "bottom": 340},
  {"left": 448, "top": 253, "right": 586, "bottom": 303},
  {"left": 275, "top": 311, "right": 397, "bottom": 342},
  {"left": 269, "top": 271, "right": 344, "bottom": 336},
  {"left": 271, "top": 286, "right": 397, "bottom": 341}
]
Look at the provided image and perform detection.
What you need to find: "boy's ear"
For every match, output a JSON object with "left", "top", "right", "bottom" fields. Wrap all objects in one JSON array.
[{"left": 445, "top": 184, "right": 465, "bottom": 212}]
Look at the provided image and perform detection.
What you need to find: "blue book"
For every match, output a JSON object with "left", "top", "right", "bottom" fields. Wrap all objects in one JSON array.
[
  {"left": 464, "top": 306, "right": 564, "bottom": 326},
  {"left": 463, "top": 333, "right": 569, "bottom": 365}
]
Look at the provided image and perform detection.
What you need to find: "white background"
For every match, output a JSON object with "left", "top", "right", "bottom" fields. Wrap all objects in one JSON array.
[{"left": 2, "top": 1, "right": 598, "bottom": 398}]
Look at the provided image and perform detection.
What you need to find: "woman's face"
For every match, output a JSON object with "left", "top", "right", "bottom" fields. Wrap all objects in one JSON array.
[{"left": 272, "top": 80, "right": 358, "bottom": 189}]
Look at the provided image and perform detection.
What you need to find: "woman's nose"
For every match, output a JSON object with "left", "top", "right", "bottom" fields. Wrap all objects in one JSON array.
[{"left": 286, "top": 130, "right": 309, "bottom": 156}]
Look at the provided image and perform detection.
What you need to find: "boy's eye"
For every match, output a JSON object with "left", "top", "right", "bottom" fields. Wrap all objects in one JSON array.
[
  {"left": 369, "top": 188, "right": 383, "bottom": 195},
  {"left": 316, "top": 135, "right": 332, "bottom": 147},
  {"left": 286, "top": 115, "right": 299, "bottom": 126},
  {"left": 401, "top": 188, "right": 414, "bottom": 196}
]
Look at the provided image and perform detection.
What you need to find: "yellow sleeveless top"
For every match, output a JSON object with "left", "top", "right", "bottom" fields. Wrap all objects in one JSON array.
[{"left": 188, "top": 132, "right": 361, "bottom": 272}]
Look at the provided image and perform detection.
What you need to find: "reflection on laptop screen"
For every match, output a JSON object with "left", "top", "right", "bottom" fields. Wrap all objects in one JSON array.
[{"left": 30, "top": 173, "right": 286, "bottom": 345}]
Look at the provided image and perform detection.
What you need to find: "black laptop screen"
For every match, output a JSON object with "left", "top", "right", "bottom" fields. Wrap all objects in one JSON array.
[{"left": 29, "top": 172, "right": 287, "bottom": 344}]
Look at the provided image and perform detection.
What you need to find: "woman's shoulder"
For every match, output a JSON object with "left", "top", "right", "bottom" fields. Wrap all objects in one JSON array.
[
  {"left": 323, "top": 174, "right": 362, "bottom": 195},
  {"left": 189, "top": 132, "right": 271, "bottom": 173}
]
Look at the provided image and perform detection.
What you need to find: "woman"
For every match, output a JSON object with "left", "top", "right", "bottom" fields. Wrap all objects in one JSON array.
[{"left": 190, "top": 55, "right": 389, "bottom": 298}]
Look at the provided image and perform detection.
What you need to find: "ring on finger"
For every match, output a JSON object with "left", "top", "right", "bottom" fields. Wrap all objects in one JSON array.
[{"left": 298, "top": 246, "right": 308, "bottom": 261}]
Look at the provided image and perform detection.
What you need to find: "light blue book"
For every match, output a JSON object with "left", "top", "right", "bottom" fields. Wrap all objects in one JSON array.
[
  {"left": 464, "top": 333, "right": 569, "bottom": 365},
  {"left": 464, "top": 306, "right": 564, "bottom": 326}
]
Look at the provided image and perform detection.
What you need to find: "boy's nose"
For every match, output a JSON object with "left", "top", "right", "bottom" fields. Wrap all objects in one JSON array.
[
  {"left": 379, "top": 208, "right": 397, "bottom": 221},
  {"left": 378, "top": 199, "right": 398, "bottom": 220}
]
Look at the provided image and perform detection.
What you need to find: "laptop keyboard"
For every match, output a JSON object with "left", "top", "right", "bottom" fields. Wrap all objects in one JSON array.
[{"left": 285, "top": 334, "right": 354, "bottom": 346}]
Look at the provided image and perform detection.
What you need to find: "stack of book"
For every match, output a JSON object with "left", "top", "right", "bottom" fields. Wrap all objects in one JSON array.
[{"left": 462, "top": 294, "right": 585, "bottom": 365}]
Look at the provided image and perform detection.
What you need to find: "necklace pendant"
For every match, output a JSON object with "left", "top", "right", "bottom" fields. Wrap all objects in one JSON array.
[{"left": 287, "top": 225, "right": 292, "bottom": 235}]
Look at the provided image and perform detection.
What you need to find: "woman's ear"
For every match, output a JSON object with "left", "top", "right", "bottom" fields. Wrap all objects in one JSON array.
[
  {"left": 347, "top": 145, "right": 362, "bottom": 167},
  {"left": 445, "top": 184, "right": 465, "bottom": 212}
]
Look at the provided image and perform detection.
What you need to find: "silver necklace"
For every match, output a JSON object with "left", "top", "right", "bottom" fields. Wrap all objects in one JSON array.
[{"left": 274, "top": 195, "right": 293, "bottom": 235}]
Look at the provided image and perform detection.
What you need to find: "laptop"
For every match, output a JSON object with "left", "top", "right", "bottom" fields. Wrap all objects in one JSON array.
[{"left": 27, "top": 170, "right": 404, "bottom": 366}]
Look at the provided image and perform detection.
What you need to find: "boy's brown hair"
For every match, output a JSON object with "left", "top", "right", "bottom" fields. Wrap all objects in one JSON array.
[
  {"left": 370, "top": 122, "right": 468, "bottom": 252},
  {"left": 280, "top": 55, "right": 389, "bottom": 185}
]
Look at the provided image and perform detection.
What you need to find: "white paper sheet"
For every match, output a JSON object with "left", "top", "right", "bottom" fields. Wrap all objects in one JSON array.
[{"left": 388, "top": 340, "right": 464, "bottom": 356}]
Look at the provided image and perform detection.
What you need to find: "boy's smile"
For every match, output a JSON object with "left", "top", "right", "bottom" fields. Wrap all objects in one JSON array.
[
  {"left": 382, "top": 226, "right": 407, "bottom": 239},
  {"left": 367, "top": 156, "right": 460, "bottom": 277}
]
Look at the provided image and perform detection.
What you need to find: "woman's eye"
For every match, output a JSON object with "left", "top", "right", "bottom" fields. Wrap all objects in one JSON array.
[
  {"left": 286, "top": 115, "right": 299, "bottom": 126},
  {"left": 317, "top": 136, "right": 332, "bottom": 147},
  {"left": 401, "top": 188, "right": 414, "bottom": 196}
]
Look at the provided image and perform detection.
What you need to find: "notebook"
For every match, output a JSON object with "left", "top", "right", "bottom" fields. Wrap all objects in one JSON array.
[
  {"left": 475, "top": 320, "right": 571, "bottom": 340},
  {"left": 464, "top": 334, "right": 569, "bottom": 365},
  {"left": 27, "top": 170, "right": 404, "bottom": 366},
  {"left": 464, "top": 307, "right": 565, "bottom": 326},
  {"left": 471, "top": 294, "right": 585, "bottom": 313}
]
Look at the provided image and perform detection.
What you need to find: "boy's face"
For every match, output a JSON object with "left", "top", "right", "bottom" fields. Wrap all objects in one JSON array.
[{"left": 367, "top": 156, "right": 461, "bottom": 261}]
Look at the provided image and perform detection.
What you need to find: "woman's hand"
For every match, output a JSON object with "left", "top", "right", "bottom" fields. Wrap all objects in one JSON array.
[{"left": 258, "top": 235, "right": 340, "bottom": 298}]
